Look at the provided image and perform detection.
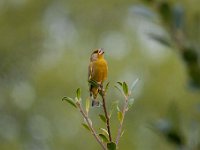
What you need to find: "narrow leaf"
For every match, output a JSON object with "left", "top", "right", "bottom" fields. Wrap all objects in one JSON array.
[
  {"left": 114, "top": 85, "right": 123, "bottom": 95},
  {"left": 82, "top": 123, "right": 90, "bottom": 131},
  {"left": 62, "top": 96, "right": 74, "bottom": 102},
  {"left": 85, "top": 98, "right": 90, "bottom": 114},
  {"left": 116, "top": 105, "right": 120, "bottom": 112},
  {"left": 84, "top": 118, "right": 92, "bottom": 126},
  {"left": 107, "top": 142, "right": 116, "bottom": 150},
  {"left": 123, "top": 82, "right": 129, "bottom": 96},
  {"left": 117, "top": 111, "right": 123, "bottom": 123},
  {"left": 62, "top": 97, "right": 77, "bottom": 108},
  {"left": 109, "top": 101, "right": 118, "bottom": 118},
  {"left": 88, "top": 118, "right": 93, "bottom": 126},
  {"left": 99, "top": 134, "right": 109, "bottom": 143},
  {"left": 99, "top": 114, "right": 106, "bottom": 123},
  {"left": 121, "top": 130, "right": 125, "bottom": 137},
  {"left": 117, "top": 81, "right": 123, "bottom": 87},
  {"left": 130, "top": 78, "right": 139, "bottom": 92},
  {"left": 105, "top": 82, "right": 110, "bottom": 93},
  {"left": 74, "top": 97, "right": 79, "bottom": 103},
  {"left": 76, "top": 88, "right": 81, "bottom": 100},
  {"left": 100, "top": 128, "right": 109, "bottom": 135}
]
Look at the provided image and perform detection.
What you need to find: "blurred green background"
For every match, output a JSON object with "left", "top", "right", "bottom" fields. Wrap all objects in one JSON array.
[{"left": 0, "top": 0, "right": 200, "bottom": 150}]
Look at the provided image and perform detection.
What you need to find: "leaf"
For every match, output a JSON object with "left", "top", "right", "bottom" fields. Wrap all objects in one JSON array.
[
  {"left": 127, "top": 98, "right": 135, "bottom": 109},
  {"left": 105, "top": 82, "right": 110, "bottom": 93},
  {"left": 74, "top": 97, "right": 79, "bottom": 103},
  {"left": 117, "top": 82, "right": 123, "bottom": 87},
  {"left": 85, "top": 98, "right": 90, "bottom": 114},
  {"left": 114, "top": 85, "right": 123, "bottom": 95},
  {"left": 109, "top": 101, "right": 119, "bottom": 118},
  {"left": 99, "top": 114, "right": 106, "bottom": 123},
  {"left": 76, "top": 88, "right": 81, "bottom": 100},
  {"left": 122, "top": 82, "right": 129, "bottom": 96},
  {"left": 130, "top": 78, "right": 139, "bottom": 92},
  {"left": 100, "top": 128, "right": 109, "bottom": 135},
  {"left": 107, "top": 142, "right": 116, "bottom": 150},
  {"left": 84, "top": 118, "right": 92, "bottom": 126},
  {"left": 99, "top": 134, "right": 109, "bottom": 143},
  {"left": 62, "top": 97, "right": 77, "bottom": 108},
  {"left": 117, "top": 111, "right": 123, "bottom": 123},
  {"left": 121, "top": 130, "right": 125, "bottom": 137},
  {"left": 82, "top": 123, "right": 90, "bottom": 131},
  {"left": 116, "top": 105, "right": 120, "bottom": 112},
  {"left": 148, "top": 32, "right": 172, "bottom": 48},
  {"left": 88, "top": 79, "right": 99, "bottom": 87}
]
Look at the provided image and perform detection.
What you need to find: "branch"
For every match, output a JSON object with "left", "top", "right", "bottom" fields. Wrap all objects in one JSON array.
[
  {"left": 76, "top": 102, "right": 107, "bottom": 150},
  {"left": 116, "top": 96, "right": 128, "bottom": 146},
  {"left": 99, "top": 87, "right": 112, "bottom": 142}
]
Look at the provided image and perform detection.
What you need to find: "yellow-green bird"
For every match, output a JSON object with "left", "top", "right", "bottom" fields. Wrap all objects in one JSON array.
[{"left": 88, "top": 48, "right": 108, "bottom": 107}]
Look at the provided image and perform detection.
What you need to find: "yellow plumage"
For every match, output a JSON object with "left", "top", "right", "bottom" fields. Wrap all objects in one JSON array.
[{"left": 88, "top": 48, "right": 108, "bottom": 107}]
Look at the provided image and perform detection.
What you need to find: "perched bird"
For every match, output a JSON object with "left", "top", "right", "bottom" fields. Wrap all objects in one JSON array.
[{"left": 88, "top": 48, "right": 108, "bottom": 107}]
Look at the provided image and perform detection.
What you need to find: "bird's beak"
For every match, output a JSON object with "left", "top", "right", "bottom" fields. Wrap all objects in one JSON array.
[{"left": 98, "top": 48, "right": 104, "bottom": 55}]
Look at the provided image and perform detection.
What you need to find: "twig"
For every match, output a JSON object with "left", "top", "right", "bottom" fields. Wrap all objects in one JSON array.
[
  {"left": 116, "top": 96, "right": 128, "bottom": 146},
  {"left": 99, "top": 87, "right": 112, "bottom": 142},
  {"left": 76, "top": 102, "right": 107, "bottom": 150}
]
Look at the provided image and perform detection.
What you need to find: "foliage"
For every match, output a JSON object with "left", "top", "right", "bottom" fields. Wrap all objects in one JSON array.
[{"left": 62, "top": 79, "right": 138, "bottom": 150}]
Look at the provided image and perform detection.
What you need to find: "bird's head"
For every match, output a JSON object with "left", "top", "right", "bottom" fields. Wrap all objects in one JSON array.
[{"left": 90, "top": 48, "right": 105, "bottom": 61}]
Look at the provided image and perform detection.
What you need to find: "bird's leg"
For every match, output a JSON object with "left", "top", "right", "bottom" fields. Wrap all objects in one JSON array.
[{"left": 98, "top": 83, "right": 105, "bottom": 95}]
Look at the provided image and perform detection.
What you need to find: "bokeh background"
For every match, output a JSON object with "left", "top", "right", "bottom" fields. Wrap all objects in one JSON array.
[{"left": 0, "top": 0, "right": 200, "bottom": 150}]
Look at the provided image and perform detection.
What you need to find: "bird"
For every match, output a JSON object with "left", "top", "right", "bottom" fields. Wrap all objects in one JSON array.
[{"left": 88, "top": 48, "right": 108, "bottom": 107}]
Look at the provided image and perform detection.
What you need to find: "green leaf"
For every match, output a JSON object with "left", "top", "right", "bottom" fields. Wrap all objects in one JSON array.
[
  {"left": 123, "top": 82, "right": 129, "bottom": 96},
  {"left": 82, "top": 123, "right": 90, "bottom": 131},
  {"left": 85, "top": 98, "right": 90, "bottom": 113},
  {"left": 84, "top": 118, "right": 92, "bottom": 126},
  {"left": 114, "top": 85, "right": 123, "bottom": 95},
  {"left": 99, "top": 134, "right": 109, "bottom": 143},
  {"left": 99, "top": 114, "right": 106, "bottom": 123},
  {"left": 105, "top": 82, "right": 110, "bottom": 93},
  {"left": 130, "top": 78, "right": 139, "bottom": 92},
  {"left": 121, "top": 130, "right": 125, "bottom": 137},
  {"left": 76, "top": 88, "right": 81, "bottom": 100},
  {"left": 109, "top": 101, "right": 118, "bottom": 118},
  {"left": 100, "top": 128, "right": 109, "bottom": 135},
  {"left": 116, "top": 105, "right": 120, "bottom": 112},
  {"left": 117, "top": 111, "right": 123, "bottom": 123},
  {"left": 88, "top": 79, "right": 99, "bottom": 87},
  {"left": 62, "top": 97, "right": 77, "bottom": 108},
  {"left": 127, "top": 98, "right": 135, "bottom": 109},
  {"left": 117, "top": 82, "right": 123, "bottom": 87},
  {"left": 88, "top": 118, "right": 92, "bottom": 126},
  {"left": 107, "top": 142, "right": 116, "bottom": 150}
]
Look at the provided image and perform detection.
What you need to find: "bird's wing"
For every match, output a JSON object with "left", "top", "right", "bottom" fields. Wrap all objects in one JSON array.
[{"left": 88, "top": 62, "right": 93, "bottom": 80}]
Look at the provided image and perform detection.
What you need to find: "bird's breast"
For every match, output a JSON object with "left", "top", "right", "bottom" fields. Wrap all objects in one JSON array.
[{"left": 91, "top": 59, "right": 108, "bottom": 82}]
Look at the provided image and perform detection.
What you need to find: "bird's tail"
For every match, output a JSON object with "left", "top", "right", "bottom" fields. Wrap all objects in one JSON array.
[{"left": 92, "top": 99, "right": 100, "bottom": 107}]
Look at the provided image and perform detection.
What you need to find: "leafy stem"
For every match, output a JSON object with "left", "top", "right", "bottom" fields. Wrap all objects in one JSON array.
[
  {"left": 62, "top": 79, "right": 138, "bottom": 150},
  {"left": 76, "top": 101, "right": 107, "bottom": 150},
  {"left": 114, "top": 80, "right": 138, "bottom": 147},
  {"left": 116, "top": 96, "right": 128, "bottom": 146}
]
